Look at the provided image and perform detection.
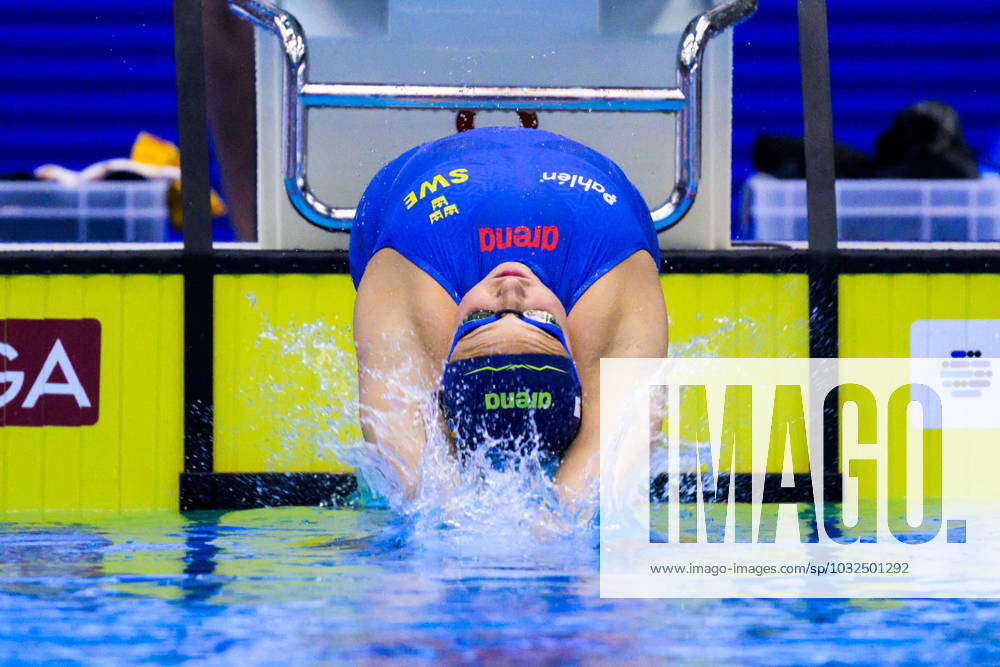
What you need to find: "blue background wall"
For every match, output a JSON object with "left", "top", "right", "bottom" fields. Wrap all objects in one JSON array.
[
  {"left": 2, "top": 0, "right": 999, "bottom": 238},
  {"left": 2, "top": 1, "right": 178, "bottom": 173},
  {"left": 733, "top": 0, "right": 1000, "bottom": 177}
]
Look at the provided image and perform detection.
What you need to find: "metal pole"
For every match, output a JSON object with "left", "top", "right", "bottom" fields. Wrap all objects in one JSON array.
[
  {"left": 797, "top": 0, "right": 840, "bottom": 498},
  {"left": 798, "top": 0, "right": 839, "bottom": 257},
  {"left": 173, "top": 0, "right": 215, "bottom": 474}
]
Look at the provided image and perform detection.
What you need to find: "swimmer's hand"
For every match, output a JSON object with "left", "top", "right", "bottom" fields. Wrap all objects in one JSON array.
[{"left": 552, "top": 453, "right": 598, "bottom": 524}]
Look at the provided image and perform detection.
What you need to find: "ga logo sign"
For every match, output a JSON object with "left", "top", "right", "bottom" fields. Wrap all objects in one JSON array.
[{"left": 1, "top": 319, "right": 101, "bottom": 426}]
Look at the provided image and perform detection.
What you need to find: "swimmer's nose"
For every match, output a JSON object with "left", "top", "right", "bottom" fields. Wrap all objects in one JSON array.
[{"left": 496, "top": 278, "right": 527, "bottom": 307}]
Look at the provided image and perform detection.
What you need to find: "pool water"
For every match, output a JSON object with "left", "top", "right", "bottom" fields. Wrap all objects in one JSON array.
[
  {"left": 2, "top": 319, "right": 994, "bottom": 662},
  {"left": 1, "top": 507, "right": 998, "bottom": 663}
]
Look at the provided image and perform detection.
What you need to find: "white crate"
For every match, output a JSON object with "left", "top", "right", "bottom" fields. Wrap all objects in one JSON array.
[
  {"left": 0, "top": 181, "right": 170, "bottom": 243},
  {"left": 742, "top": 174, "right": 1000, "bottom": 242}
]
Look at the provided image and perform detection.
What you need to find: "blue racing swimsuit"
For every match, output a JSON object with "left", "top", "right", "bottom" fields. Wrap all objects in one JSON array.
[{"left": 349, "top": 127, "right": 659, "bottom": 312}]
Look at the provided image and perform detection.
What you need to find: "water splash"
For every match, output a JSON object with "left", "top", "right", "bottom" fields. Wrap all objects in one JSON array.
[
  {"left": 244, "top": 300, "right": 592, "bottom": 559},
  {"left": 670, "top": 315, "right": 752, "bottom": 358},
  {"left": 243, "top": 302, "right": 792, "bottom": 555},
  {"left": 661, "top": 314, "right": 807, "bottom": 495}
]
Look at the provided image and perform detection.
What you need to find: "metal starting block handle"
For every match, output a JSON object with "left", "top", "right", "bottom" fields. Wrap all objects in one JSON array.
[{"left": 230, "top": 0, "right": 757, "bottom": 232}]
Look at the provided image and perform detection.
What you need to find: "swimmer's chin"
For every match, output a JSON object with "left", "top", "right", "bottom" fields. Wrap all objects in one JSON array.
[
  {"left": 486, "top": 262, "right": 535, "bottom": 280},
  {"left": 493, "top": 269, "right": 528, "bottom": 279}
]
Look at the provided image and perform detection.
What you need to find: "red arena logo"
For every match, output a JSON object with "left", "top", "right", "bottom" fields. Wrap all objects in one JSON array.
[
  {"left": 478, "top": 226, "right": 559, "bottom": 252},
  {"left": 1, "top": 319, "right": 101, "bottom": 426}
]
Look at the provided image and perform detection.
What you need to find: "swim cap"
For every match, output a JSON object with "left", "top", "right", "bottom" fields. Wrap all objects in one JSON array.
[{"left": 438, "top": 353, "right": 582, "bottom": 467}]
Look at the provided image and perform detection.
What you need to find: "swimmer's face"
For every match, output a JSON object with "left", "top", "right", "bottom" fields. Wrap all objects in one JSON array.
[{"left": 450, "top": 262, "right": 571, "bottom": 361}]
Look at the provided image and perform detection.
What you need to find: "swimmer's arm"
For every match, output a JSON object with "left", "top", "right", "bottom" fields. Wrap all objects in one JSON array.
[
  {"left": 353, "top": 251, "right": 456, "bottom": 498},
  {"left": 555, "top": 251, "right": 668, "bottom": 515},
  {"left": 355, "top": 349, "right": 435, "bottom": 499}
]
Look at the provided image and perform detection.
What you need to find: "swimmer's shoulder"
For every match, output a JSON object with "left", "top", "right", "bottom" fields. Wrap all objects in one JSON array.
[{"left": 355, "top": 248, "right": 456, "bottom": 361}]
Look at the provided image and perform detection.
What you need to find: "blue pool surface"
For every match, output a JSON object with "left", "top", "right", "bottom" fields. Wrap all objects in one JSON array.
[{"left": 0, "top": 507, "right": 998, "bottom": 663}]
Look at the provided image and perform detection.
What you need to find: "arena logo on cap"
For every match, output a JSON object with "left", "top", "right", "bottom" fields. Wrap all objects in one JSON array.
[
  {"left": 484, "top": 392, "right": 552, "bottom": 410},
  {"left": 0, "top": 319, "right": 101, "bottom": 426}
]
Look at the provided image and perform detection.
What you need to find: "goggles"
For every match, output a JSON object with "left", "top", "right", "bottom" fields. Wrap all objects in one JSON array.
[{"left": 447, "top": 309, "right": 570, "bottom": 360}]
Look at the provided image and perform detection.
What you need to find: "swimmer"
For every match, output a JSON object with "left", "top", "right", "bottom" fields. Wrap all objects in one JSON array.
[{"left": 351, "top": 127, "right": 668, "bottom": 510}]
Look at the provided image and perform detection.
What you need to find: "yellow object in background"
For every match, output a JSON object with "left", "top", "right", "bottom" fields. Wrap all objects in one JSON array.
[
  {"left": 0, "top": 275, "right": 184, "bottom": 513},
  {"left": 130, "top": 131, "right": 227, "bottom": 230},
  {"left": 130, "top": 131, "right": 180, "bottom": 168},
  {"left": 2, "top": 270, "right": 998, "bottom": 511},
  {"left": 214, "top": 274, "right": 359, "bottom": 474}
]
